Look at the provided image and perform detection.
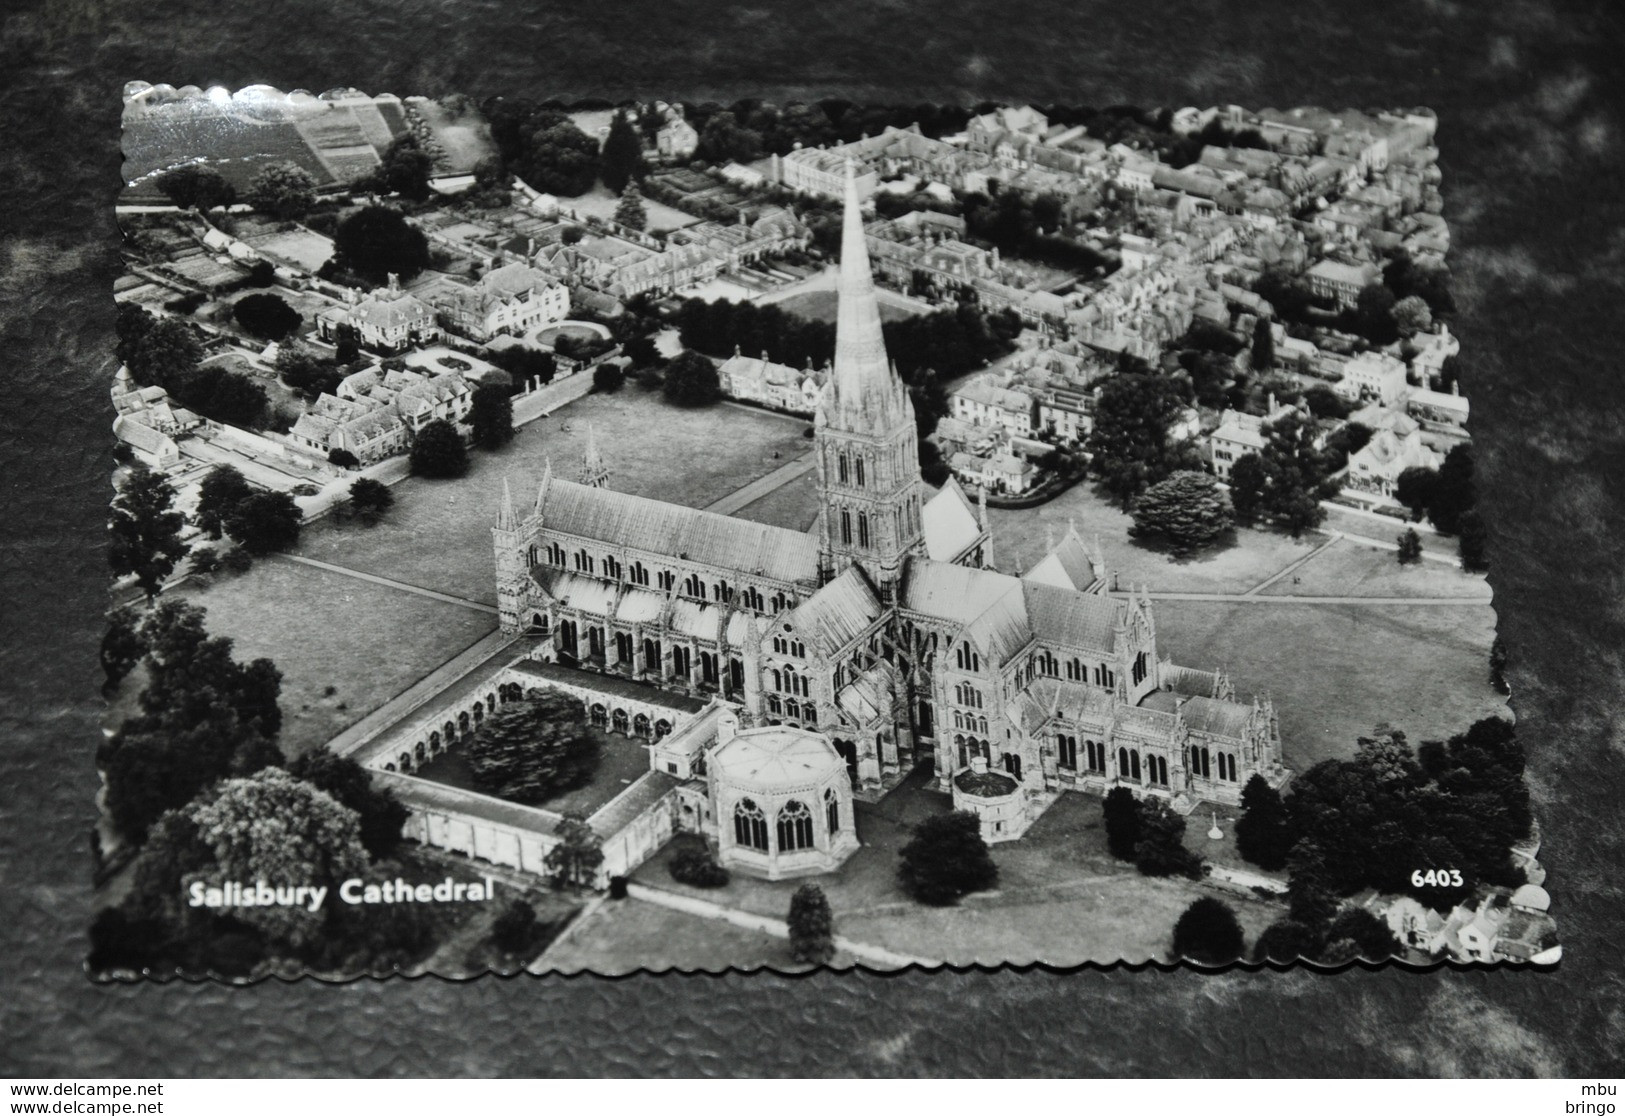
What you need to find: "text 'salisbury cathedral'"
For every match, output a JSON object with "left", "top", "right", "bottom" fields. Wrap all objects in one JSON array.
[{"left": 494, "top": 164, "right": 1288, "bottom": 847}]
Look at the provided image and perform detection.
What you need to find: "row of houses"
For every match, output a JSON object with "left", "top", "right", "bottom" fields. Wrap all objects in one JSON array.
[{"left": 316, "top": 264, "right": 572, "bottom": 352}]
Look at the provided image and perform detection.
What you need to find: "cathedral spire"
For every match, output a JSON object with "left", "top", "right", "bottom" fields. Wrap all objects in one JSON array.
[
  {"left": 498, "top": 477, "right": 517, "bottom": 531},
  {"left": 824, "top": 160, "right": 906, "bottom": 429},
  {"left": 534, "top": 456, "right": 553, "bottom": 516},
  {"left": 578, "top": 423, "right": 609, "bottom": 488}
]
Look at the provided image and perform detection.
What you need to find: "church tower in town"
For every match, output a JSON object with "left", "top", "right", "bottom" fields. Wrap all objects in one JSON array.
[{"left": 814, "top": 162, "right": 926, "bottom": 599}]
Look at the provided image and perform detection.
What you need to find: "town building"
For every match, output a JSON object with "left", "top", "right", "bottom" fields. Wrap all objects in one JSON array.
[
  {"left": 1306, "top": 258, "right": 1380, "bottom": 308},
  {"left": 289, "top": 364, "right": 473, "bottom": 465},
  {"left": 425, "top": 262, "right": 570, "bottom": 343},
  {"left": 951, "top": 377, "right": 1037, "bottom": 437},
  {"left": 1337, "top": 349, "right": 1410, "bottom": 405},
  {"left": 655, "top": 104, "right": 699, "bottom": 161},
  {"left": 317, "top": 275, "right": 442, "bottom": 353},
  {"left": 1344, "top": 419, "right": 1440, "bottom": 501},
  {"left": 717, "top": 348, "right": 827, "bottom": 416}
]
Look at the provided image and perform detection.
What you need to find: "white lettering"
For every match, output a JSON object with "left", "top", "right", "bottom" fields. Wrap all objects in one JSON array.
[
  {"left": 188, "top": 882, "right": 206, "bottom": 908},
  {"left": 340, "top": 879, "right": 364, "bottom": 905},
  {"left": 307, "top": 886, "right": 327, "bottom": 912}
]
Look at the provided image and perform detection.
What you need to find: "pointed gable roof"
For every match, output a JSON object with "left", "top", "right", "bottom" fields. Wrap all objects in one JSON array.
[
  {"left": 784, "top": 567, "right": 884, "bottom": 654},
  {"left": 921, "top": 477, "right": 983, "bottom": 562},
  {"left": 1022, "top": 526, "right": 1099, "bottom": 592}
]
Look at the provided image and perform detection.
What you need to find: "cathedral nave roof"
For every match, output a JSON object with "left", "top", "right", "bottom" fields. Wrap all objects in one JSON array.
[
  {"left": 786, "top": 567, "right": 884, "bottom": 655},
  {"left": 1138, "top": 690, "right": 1255, "bottom": 741},
  {"left": 920, "top": 478, "right": 983, "bottom": 563}
]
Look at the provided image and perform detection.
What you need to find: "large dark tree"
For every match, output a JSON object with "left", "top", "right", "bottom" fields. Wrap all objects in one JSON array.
[
  {"left": 195, "top": 465, "right": 252, "bottom": 539},
  {"left": 1457, "top": 509, "right": 1489, "bottom": 572},
  {"left": 1429, "top": 443, "right": 1476, "bottom": 535},
  {"left": 1394, "top": 465, "right": 1439, "bottom": 522},
  {"left": 109, "top": 462, "right": 187, "bottom": 600},
  {"left": 127, "top": 317, "right": 202, "bottom": 390},
  {"left": 787, "top": 883, "right": 836, "bottom": 965},
  {"left": 101, "top": 604, "right": 147, "bottom": 691},
  {"left": 600, "top": 109, "right": 646, "bottom": 194},
  {"left": 1397, "top": 527, "right": 1423, "bottom": 565},
  {"left": 1172, "top": 897, "right": 1246, "bottom": 965},
  {"left": 1085, "top": 372, "right": 1201, "bottom": 509},
  {"left": 156, "top": 163, "right": 236, "bottom": 211},
  {"left": 464, "top": 692, "right": 600, "bottom": 805},
  {"left": 520, "top": 118, "right": 601, "bottom": 197},
  {"left": 1134, "top": 797, "right": 1201, "bottom": 878},
  {"left": 1253, "top": 918, "right": 1319, "bottom": 963},
  {"left": 897, "top": 811, "right": 999, "bottom": 906},
  {"left": 1319, "top": 907, "right": 1402, "bottom": 963},
  {"left": 1235, "top": 774, "right": 1293, "bottom": 872},
  {"left": 1103, "top": 786, "right": 1141, "bottom": 861},
  {"left": 1257, "top": 411, "right": 1335, "bottom": 537},
  {"left": 245, "top": 161, "right": 317, "bottom": 221},
  {"left": 223, "top": 490, "right": 302, "bottom": 555},
  {"left": 614, "top": 182, "right": 648, "bottom": 231},
  {"left": 332, "top": 206, "right": 431, "bottom": 284},
  {"left": 286, "top": 749, "right": 410, "bottom": 859},
  {"left": 1227, "top": 453, "right": 1269, "bottom": 527},
  {"left": 373, "top": 134, "right": 435, "bottom": 201},
  {"left": 409, "top": 418, "right": 468, "bottom": 478},
  {"left": 233, "top": 292, "right": 302, "bottom": 340},
  {"left": 1130, "top": 470, "right": 1234, "bottom": 555},
  {"left": 694, "top": 110, "right": 764, "bottom": 165},
  {"left": 469, "top": 382, "right": 515, "bottom": 449},
  {"left": 276, "top": 344, "right": 343, "bottom": 401},
  {"left": 1250, "top": 317, "right": 1274, "bottom": 372},
  {"left": 662, "top": 350, "right": 722, "bottom": 407},
  {"left": 116, "top": 302, "right": 156, "bottom": 369},
  {"left": 543, "top": 811, "right": 605, "bottom": 888},
  {"left": 347, "top": 477, "right": 394, "bottom": 525}
]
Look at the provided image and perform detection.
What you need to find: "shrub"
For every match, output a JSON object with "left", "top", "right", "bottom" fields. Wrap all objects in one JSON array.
[
  {"left": 233, "top": 293, "right": 303, "bottom": 341},
  {"left": 787, "top": 884, "right": 835, "bottom": 966},
  {"left": 490, "top": 898, "right": 540, "bottom": 954},
  {"left": 327, "top": 448, "right": 360, "bottom": 469},
  {"left": 669, "top": 840, "right": 730, "bottom": 888},
  {"left": 593, "top": 362, "right": 626, "bottom": 393},
  {"left": 1173, "top": 897, "right": 1246, "bottom": 966},
  {"left": 221, "top": 547, "right": 253, "bottom": 575},
  {"left": 897, "top": 811, "right": 998, "bottom": 906},
  {"left": 409, "top": 419, "right": 468, "bottom": 479}
]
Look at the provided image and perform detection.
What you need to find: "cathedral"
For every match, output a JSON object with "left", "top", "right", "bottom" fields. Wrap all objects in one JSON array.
[{"left": 493, "top": 165, "right": 1288, "bottom": 841}]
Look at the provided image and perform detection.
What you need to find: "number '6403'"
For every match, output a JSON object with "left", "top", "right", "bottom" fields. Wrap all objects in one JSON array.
[{"left": 1411, "top": 869, "right": 1464, "bottom": 888}]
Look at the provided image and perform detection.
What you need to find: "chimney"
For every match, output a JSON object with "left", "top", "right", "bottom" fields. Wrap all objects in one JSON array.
[{"left": 387, "top": 272, "right": 399, "bottom": 293}]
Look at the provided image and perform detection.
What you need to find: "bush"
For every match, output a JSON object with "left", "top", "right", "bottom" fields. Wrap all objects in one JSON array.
[
  {"left": 1103, "top": 786, "right": 1140, "bottom": 861},
  {"left": 233, "top": 293, "right": 303, "bottom": 341},
  {"left": 490, "top": 898, "right": 540, "bottom": 954},
  {"left": 787, "top": 883, "right": 835, "bottom": 965},
  {"left": 221, "top": 547, "right": 253, "bottom": 575},
  {"left": 327, "top": 448, "right": 360, "bottom": 469},
  {"left": 463, "top": 692, "right": 599, "bottom": 805},
  {"left": 593, "top": 362, "right": 626, "bottom": 393},
  {"left": 348, "top": 477, "right": 394, "bottom": 525},
  {"left": 607, "top": 875, "right": 629, "bottom": 900},
  {"left": 409, "top": 419, "right": 469, "bottom": 479},
  {"left": 897, "top": 811, "right": 998, "bottom": 906},
  {"left": 669, "top": 840, "right": 730, "bottom": 888},
  {"left": 1172, "top": 897, "right": 1246, "bottom": 966},
  {"left": 662, "top": 350, "right": 722, "bottom": 407}
]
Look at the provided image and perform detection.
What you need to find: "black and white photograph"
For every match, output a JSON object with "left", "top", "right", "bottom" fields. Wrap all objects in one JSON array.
[{"left": 95, "top": 85, "right": 1550, "bottom": 978}]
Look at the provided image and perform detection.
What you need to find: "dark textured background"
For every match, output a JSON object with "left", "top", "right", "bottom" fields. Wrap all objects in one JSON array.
[{"left": 3, "top": 0, "right": 1623, "bottom": 1078}]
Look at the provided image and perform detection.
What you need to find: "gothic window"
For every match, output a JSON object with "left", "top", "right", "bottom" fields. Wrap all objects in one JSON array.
[
  {"left": 855, "top": 457, "right": 865, "bottom": 487},
  {"left": 657, "top": 569, "right": 675, "bottom": 592},
  {"left": 955, "top": 643, "right": 981, "bottom": 672},
  {"left": 773, "top": 636, "right": 786, "bottom": 654},
  {"left": 629, "top": 561, "right": 650, "bottom": 586},
  {"left": 791, "top": 640, "right": 805, "bottom": 658},
  {"left": 700, "top": 652, "right": 718, "bottom": 685},
  {"left": 683, "top": 573, "right": 705, "bottom": 599},
  {"left": 546, "top": 543, "right": 566, "bottom": 565},
  {"left": 714, "top": 580, "right": 732, "bottom": 603},
  {"left": 771, "top": 592, "right": 789, "bottom": 613},
  {"left": 672, "top": 646, "right": 692, "bottom": 677},
  {"left": 768, "top": 694, "right": 783, "bottom": 715},
  {"left": 777, "top": 800, "right": 815, "bottom": 851},
  {"left": 527, "top": 545, "right": 539, "bottom": 567},
  {"left": 1148, "top": 754, "right": 1168, "bottom": 785},
  {"left": 803, "top": 705, "right": 816, "bottom": 726},
  {"left": 642, "top": 638, "right": 661, "bottom": 671},
  {"left": 840, "top": 508, "right": 852, "bottom": 545},
  {"left": 603, "top": 555, "right": 623, "bottom": 581},
  {"left": 1066, "top": 658, "right": 1083, "bottom": 682},
  {"left": 734, "top": 798, "right": 769, "bottom": 851},
  {"left": 838, "top": 453, "right": 849, "bottom": 484},
  {"left": 858, "top": 512, "right": 870, "bottom": 548},
  {"left": 825, "top": 788, "right": 840, "bottom": 835},
  {"left": 1194, "top": 746, "right": 1211, "bottom": 780},
  {"left": 1219, "top": 752, "right": 1237, "bottom": 781},
  {"left": 1118, "top": 747, "right": 1131, "bottom": 779},
  {"left": 785, "top": 698, "right": 800, "bottom": 720},
  {"left": 1132, "top": 651, "right": 1148, "bottom": 686},
  {"left": 741, "top": 586, "right": 764, "bottom": 611},
  {"left": 1038, "top": 652, "right": 1058, "bottom": 677},
  {"left": 574, "top": 549, "right": 594, "bottom": 574},
  {"left": 1058, "top": 734, "right": 1078, "bottom": 769},
  {"left": 729, "top": 658, "right": 744, "bottom": 690}
]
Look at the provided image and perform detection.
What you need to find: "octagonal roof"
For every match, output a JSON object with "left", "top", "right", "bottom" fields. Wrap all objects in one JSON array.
[{"left": 711, "top": 726, "right": 845, "bottom": 795}]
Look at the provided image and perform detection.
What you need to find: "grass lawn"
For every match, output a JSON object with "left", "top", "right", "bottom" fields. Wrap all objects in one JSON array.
[
  {"left": 538, "top": 896, "right": 795, "bottom": 974},
  {"left": 730, "top": 469, "right": 821, "bottom": 532},
  {"left": 1152, "top": 600, "right": 1508, "bottom": 773},
  {"left": 428, "top": 882, "right": 585, "bottom": 977},
  {"left": 987, "top": 485, "right": 1320, "bottom": 595},
  {"left": 631, "top": 771, "right": 1282, "bottom": 967},
  {"left": 1261, "top": 535, "right": 1491, "bottom": 599},
  {"left": 415, "top": 724, "right": 654, "bottom": 819},
  {"left": 173, "top": 559, "right": 497, "bottom": 758},
  {"left": 561, "top": 183, "right": 702, "bottom": 233},
  {"left": 290, "top": 388, "right": 813, "bottom": 604}
]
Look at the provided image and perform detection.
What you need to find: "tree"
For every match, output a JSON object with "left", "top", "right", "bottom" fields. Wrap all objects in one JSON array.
[
  {"left": 328, "top": 448, "right": 360, "bottom": 469},
  {"left": 1130, "top": 470, "right": 1234, "bottom": 555},
  {"left": 1253, "top": 918, "right": 1318, "bottom": 963},
  {"left": 1235, "top": 774, "right": 1294, "bottom": 871},
  {"left": 116, "top": 302, "right": 157, "bottom": 369},
  {"left": 896, "top": 811, "right": 999, "bottom": 905},
  {"left": 1172, "top": 897, "right": 1245, "bottom": 965},
  {"left": 787, "top": 883, "right": 836, "bottom": 965},
  {"left": 1429, "top": 443, "right": 1476, "bottom": 535},
  {"left": 1257, "top": 411, "right": 1333, "bottom": 537},
  {"left": 347, "top": 477, "right": 394, "bottom": 525},
  {"left": 245, "top": 161, "right": 316, "bottom": 221},
  {"left": 1489, "top": 635, "right": 1510, "bottom": 695},
  {"left": 1321, "top": 907, "right": 1401, "bottom": 962},
  {"left": 101, "top": 604, "right": 147, "bottom": 690},
  {"left": 1393, "top": 295, "right": 1433, "bottom": 338},
  {"left": 600, "top": 109, "right": 646, "bottom": 194},
  {"left": 1457, "top": 508, "right": 1488, "bottom": 572},
  {"left": 1397, "top": 528, "right": 1423, "bottom": 565},
  {"left": 491, "top": 898, "right": 541, "bottom": 954},
  {"left": 520, "top": 119, "right": 601, "bottom": 197},
  {"left": 1393, "top": 466, "right": 1438, "bottom": 522},
  {"left": 1250, "top": 317, "right": 1274, "bottom": 372},
  {"left": 127, "top": 317, "right": 202, "bottom": 389},
  {"left": 668, "top": 838, "right": 730, "bottom": 887},
  {"left": 1103, "top": 786, "right": 1141, "bottom": 861},
  {"left": 1227, "top": 453, "right": 1269, "bottom": 527},
  {"left": 332, "top": 206, "right": 431, "bottom": 284},
  {"left": 157, "top": 163, "right": 236, "bottom": 211},
  {"left": 223, "top": 490, "right": 302, "bottom": 555},
  {"left": 469, "top": 383, "right": 515, "bottom": 450},
  {"left": 662, "top": 350, "right": 722, "bottom": 407},
  {"left": 276, "top": 344, "right": 343, "bottom": 401},
  {"left": 232, "top": 292, "right": 302, "bottom": 340},
  {"left": 593, "top": 362, "right": 626, "bottom": 393},
  {"left": 1347, "top": 282, "right": 1399, "bottom": 345},
  {"left": 409, "top": 418, "right": 468, "bottom": 478},
  {"left": 614, "top": 182, "right": 648, "bottom": 231},
  {"left": 374, "top": 134, "right": 434, "bottom": 201},
  {"left": 1134, "top": 798, "right": 1201, "bottom": 878},
  {"left": 464, "top": 692, "right": 600, "bottom": 805},
  {"left": 187, "top": 768, "right": 370, "bottom": 949},
  {"left": 1301, "top": 383, "right": 1351, "bottom": 421},
  {"left": 195, "top": 465, "right": 252, "bottom": 539},
  {"left": 286, "top": 749, "right": 409, "bottom": 859},
  {"left": 1085, "top": 372, "right": 1201, "bottom": 509},
  {"left": 695, "top": 111, "right": 764, "bottom": 165},
  {"left": 110, "top": 462, "right": 187, "bottom": 599},
  {"left": 543, "top": 811, "right": 605, "bottom": 888}
]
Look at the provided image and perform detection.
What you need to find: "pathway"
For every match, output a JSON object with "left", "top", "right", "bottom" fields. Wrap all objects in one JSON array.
[
  {"left": 701, "top": 451, "right": 816, "bottom": 516},
  {"left": 1243, "top": 534, "right": 1341, "bottom": 596},
  {"left": 273, "top": 553, "right": 498, "bottom": 614},
  {"left": 623, "top": 881, "right": 935, "bottom": 969}
]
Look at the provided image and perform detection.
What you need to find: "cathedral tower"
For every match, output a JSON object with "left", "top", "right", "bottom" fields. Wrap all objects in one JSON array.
[{"left": 814, "top": 162, "right": 926, "bottom": 598}]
